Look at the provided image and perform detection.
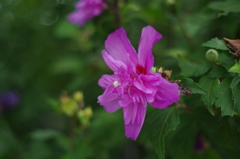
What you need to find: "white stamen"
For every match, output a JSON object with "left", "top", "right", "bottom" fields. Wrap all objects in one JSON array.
[{"left": 113, "top": 81, "right": 121, "bottom": 87}]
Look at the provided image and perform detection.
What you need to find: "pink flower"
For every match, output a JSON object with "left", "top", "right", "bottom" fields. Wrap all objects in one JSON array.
[
  {"left": 98, "top": 26, "right": 180, "bottom": 140},
  {"left": 67, "top": 0, "right": 105, "bottom": 26}
]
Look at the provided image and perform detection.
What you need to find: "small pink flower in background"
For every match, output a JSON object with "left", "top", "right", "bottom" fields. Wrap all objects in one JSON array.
[
  {"left": 98, "top": 26, "right": 180, "bottom": 140},
  {"left": 0, "top": 91, "right": 19, "bottom": 111},
  {"left": 67, "top": 0, "right": 105, "bottom": 26}
]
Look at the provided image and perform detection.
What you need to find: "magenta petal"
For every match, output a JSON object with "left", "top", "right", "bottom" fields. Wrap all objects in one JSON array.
[
  {"left": 132, "top": 79, "right": 153, "bottom": 94},
  {"left": 119, "top": 95, "right": 132, "bottom": 107},
  {"left": 140, "top": 73, "right": 161, "bottom": 86},
  {"left": 123, "top": 102, "right": 147, "bottom": 140},
  {"left": 98, "top": 74, "right": 118, "bottom": 89},
  {"left": 102, "top": 50, "right": 127, "bottom": 71},
  {"left": 138, "top": 26, "right": 162, "bottom": 72},
  {"left": 98, "top": 86, "right": 122, "bottom": 113},
  {"left": 150, "top": 78, "right": 180, "bottom": 109},
  {"left": 67, "top": 11, "right": 88, "bottom": 26},
  {"left": 105, "top": 28, "right": 138, "bottom": 67},
  {"left": 67, "top": 0, "right": 105, "bottom": 26}
]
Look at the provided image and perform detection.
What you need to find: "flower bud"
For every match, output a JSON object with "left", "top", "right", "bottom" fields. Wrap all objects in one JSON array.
[
  {"left": 61, "top": 101, "right": 78, "bottom": 116},
  {"left": 206, "top": 49, "right": 218, "bottom": 62},
  {"left": 78, "top": 106, "right": 93, "bottom": 127},
  {"left": 73, "top": 91, "right": 83, "bottom": 102},
  {"left": 151, "top": 67, "right": 157, "bottom": 73}
]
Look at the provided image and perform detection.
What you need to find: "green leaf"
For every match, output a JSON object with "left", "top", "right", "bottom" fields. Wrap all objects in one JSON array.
[
  {"left": 199, "top": 75, "right": 219, "bottom": 115},
  {"left": 215, "top": 78, "right": 236, "bottom": 116},
  {"left": 196, "top": 111, "right": 240, "bottom": 158},
  {"left": 54, "top": 20, "right": 80, "bottom": 39},
  {"left": 166, "top": 114, "right": 198, "bottom": 159},
  {"left": 230, "top": 76, "right": 240, "bottom": 114},
  {"left": 229, "top": 62, "right": 240, "bottom": 73},
  {"left": 210, "top": 65, "right": 232, "bottom": 78},
  {"left": 178, "top": 55, "right": 211, "bottom": 77},
  {"left": 146, "top": 107, "right": 180, "bottom": 159},
  {"left": 202, "top": 38, "right": 228, "bottom": 50},
  {"left": 218, "top": 52, "right": 235, "bottom": 70},
  {"left": 31, "top": 129, "right": 61, "bottom": 141},
  {"left": 208, "top": 0, "right": 240, "bottom": 15},
  {"left": 175, "top": 75, "right": 207, "bottom": 94}
]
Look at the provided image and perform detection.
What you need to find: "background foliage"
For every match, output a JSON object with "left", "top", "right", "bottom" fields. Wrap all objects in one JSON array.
[{"left": 1, "top": 0, "right": 240, "bottom": 158}]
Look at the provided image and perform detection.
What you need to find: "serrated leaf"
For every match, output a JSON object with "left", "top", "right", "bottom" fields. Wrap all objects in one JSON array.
[
  {"left": 208, "top": 0, "right": 240, "bottom": 15},
  {"left": 218, "top": 52, "right": 235, "bottom": 70},
  {"left": 175, "top": 75, "right": 207, "bottom": 94},
  {"left": 146, "top": 107, "right": 180, "bottom": 159},
  {"left": 229, "top": 62, "right": 240, "bottom": 73},
  {"left": 202, "top": 38, "right": 228, "bottom": 50},
  {"left": 230, "top": 76, "right": 240, "bottom": 114},
  {"left": 166, "top": 114, "right": 198, "bottom": 159},
  {"left": 178, "top": 55, "right": 210, "bottom": 77},
  {"left": 215, "top": 78, "right": 236, "bottom": 116},
  {"left": 199, "top": 75, "right": 219, "bottom": 115},
  {"left": 210, "top": 65, "right": 232, "bottom": 78}
]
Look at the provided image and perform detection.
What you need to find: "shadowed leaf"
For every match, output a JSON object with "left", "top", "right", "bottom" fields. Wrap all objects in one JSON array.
[
  {"left": 199, "top": 75, "right": 219, "bottom": 115},
  {"left": 146, "top": 107, "right": 180, "bottom": 159},
  {"left": 230, "top": 76, "right": 240, "bottom": 114},
  {"left": 215, "top": 78, "right": 236, "bottom": 116}
]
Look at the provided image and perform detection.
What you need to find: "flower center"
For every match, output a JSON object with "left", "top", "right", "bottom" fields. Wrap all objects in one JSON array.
[
  {"left": 136, "top": 65, "right": 147, "bottom": 75},
  {"left": 113, "top": 81, "right": 121, "bottom": 87}
]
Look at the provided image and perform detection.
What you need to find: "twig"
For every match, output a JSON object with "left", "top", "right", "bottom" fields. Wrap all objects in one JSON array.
[{"left": 104, "top": 0, "right": 121, "bottom": 28}]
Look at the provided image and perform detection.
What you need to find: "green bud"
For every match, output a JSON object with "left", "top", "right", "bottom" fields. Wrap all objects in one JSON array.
[
  {"left": 73, "top": 91, "right": 83, "bottom": 102},
  {"left": 151, "top": 67, "right": 157, "bottom": 73},
  {"left": 61, "top": 101, "right": 78, "bottom": 116},
  {"left": 78, "top": 106, "right": 93, "bottom": 127},
  {"left": 206, "top": 49, "right": 218, "bottom": 62}
]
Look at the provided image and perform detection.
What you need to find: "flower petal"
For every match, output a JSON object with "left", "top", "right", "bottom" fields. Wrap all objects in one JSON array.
[
  {"left": 138, "top": 26, "right": 162, "bottom": 72},
  {"left": 67, "top": 0, "right": 105, "bottom": 26},
  {"left": 102, "top": 50, "right": 127, "bottom": 72},
  {"left": 67, "top": 10, "right": 89, "bottom": 26},
  {"left": 132, "top": 78, "right": 153, "bottom": 94},
  {"left": 105, "top": 28, "right": 138, "bottom": 67},
  {"left": 98, "top": 74, "right": 119, "bottom": 89},
  {"left": 150, "top": 78, "right": 180, "bottom": 109},
  {"left": 119, "top": 95, "right": 132, "bottom": 107},
  {"left": 123, "top": 102, "right": 147, "bottom": 140},
  {"left": 140, "top": 73, "right": 161, "bottom": 86},
  {"left": 98, "top": 86, "right": 122, "bottom": 113}
]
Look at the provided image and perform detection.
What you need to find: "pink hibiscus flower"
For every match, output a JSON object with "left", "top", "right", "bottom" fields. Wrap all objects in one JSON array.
[
  {"left": 67, "top": 0, "right": 105, "bottom": 26},
  {"left": 98, "top": 26, "right": 180, "bottom": 140}
]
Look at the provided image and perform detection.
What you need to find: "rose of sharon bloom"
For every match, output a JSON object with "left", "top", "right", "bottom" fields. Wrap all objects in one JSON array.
[
  {"left": 67, "top": 0, "right": 105, "bottom": 26},
  {"left": 98, "top": 26, "right": 180, "bottom": 140}
]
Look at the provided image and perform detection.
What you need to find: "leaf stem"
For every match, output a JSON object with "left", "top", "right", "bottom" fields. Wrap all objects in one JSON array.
[{"left": 104, "top": 0, "right": 121, "bottom": 28}]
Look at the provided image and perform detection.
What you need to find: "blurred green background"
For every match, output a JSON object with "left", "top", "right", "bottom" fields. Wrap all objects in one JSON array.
[{"left": 1, "top": 0, "right": 240, "bottom": 158}]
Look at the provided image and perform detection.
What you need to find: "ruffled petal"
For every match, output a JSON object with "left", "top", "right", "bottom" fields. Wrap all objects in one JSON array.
[
  {"left": 150, "top": 78, "right": 180, "bottom": 109},
  {"left": 98, "top": 74, "right": 119, "bottom": 89},
  {"left": 119, "top": 94, "right": 132, "bottom": 107},
  {"left": 105, "top": 28, "right": 138, "bottom": 67},
  {"left": 140, "top": 73, "right": 162, "bottom": 86},
  {"left": 102, "top": 50, "right": 127, "bottom": 72},
  {"left": 138, "top": 26, "right": 162, "bottom": 72},
  {"left": 98, "top": 86, "right": 122, "bottom": 113},
  {"left": 123, "top": 102, "right": 147, "bottom": 140},
  {"left": 132, "top": 78, "right": 153, "bottom": 94}
]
